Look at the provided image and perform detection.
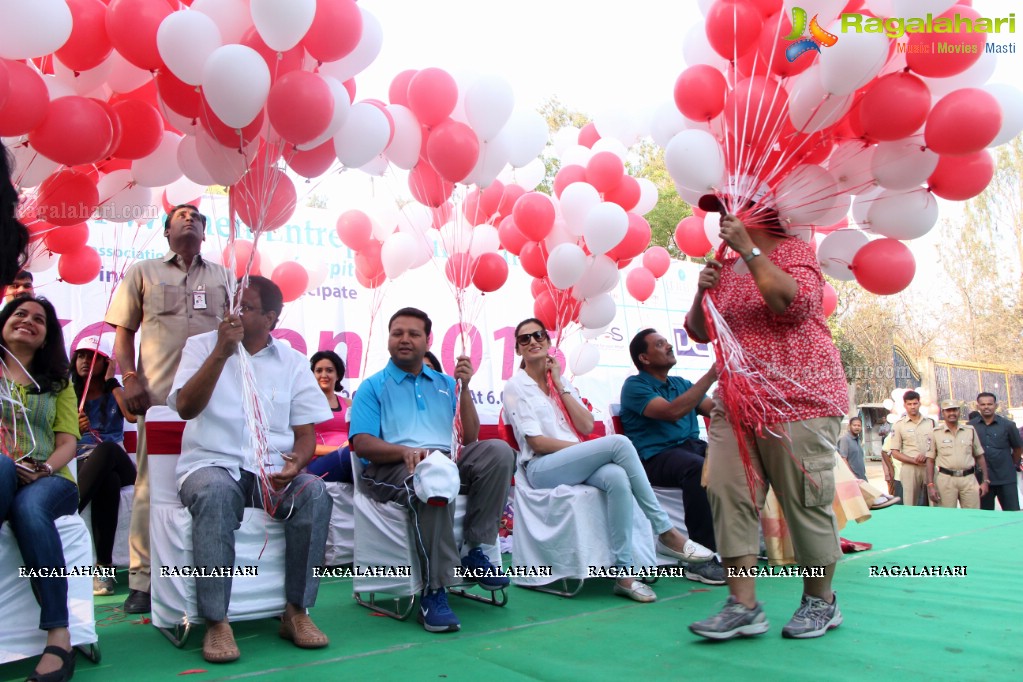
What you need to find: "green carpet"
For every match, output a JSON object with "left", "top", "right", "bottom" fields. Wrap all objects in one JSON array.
[{"left": 3, "top": 507, "right": 1021, "bottom": 682}]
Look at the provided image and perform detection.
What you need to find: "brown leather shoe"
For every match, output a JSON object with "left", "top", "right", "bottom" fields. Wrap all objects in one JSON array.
[
  {"left": 279, "top": 613, "right": 329, "bottom": 649},
  {"left": 203, "top": 623, "right": 240, "bottom": 663}
]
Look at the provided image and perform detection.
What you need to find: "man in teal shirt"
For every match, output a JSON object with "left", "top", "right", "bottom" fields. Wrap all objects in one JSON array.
[{"left": 620, "top": 329, "right": 722, "bottom": 585}]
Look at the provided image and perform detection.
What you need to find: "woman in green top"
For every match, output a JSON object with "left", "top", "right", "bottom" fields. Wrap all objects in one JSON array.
[{"left": 1, "top": 296, "right": 80, "bottom": 682}]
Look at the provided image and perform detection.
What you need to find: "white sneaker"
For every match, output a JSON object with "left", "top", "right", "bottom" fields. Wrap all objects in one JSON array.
[{"left": 657, "top": 538, "right": 714, "bottom": 564}]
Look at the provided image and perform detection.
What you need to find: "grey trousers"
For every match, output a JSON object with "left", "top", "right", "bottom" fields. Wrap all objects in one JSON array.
[
  {"left": 178, "top": 467, "right": 332, "bottom": 622},
  {"left": 363, "top": 440, "right": 515, "bottom": 591}
]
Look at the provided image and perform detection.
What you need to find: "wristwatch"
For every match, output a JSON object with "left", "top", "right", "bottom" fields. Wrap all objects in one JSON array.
[{"left": 742, "top": 247, "right": 762, "bottom": 263}]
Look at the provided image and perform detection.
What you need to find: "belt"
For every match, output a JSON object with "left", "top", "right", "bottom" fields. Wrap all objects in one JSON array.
[{"left": 938, "top": 466, "right": 975, "bottom": 477}]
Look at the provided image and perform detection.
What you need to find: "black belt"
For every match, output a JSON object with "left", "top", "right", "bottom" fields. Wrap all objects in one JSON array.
[{"left": 938, "top": 466, "right": 975, "bottom": 478}]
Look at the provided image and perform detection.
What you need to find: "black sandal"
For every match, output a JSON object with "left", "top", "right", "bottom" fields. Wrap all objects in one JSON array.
[{"left": 26, "top": 645, "right": 76, "bottom": 682}]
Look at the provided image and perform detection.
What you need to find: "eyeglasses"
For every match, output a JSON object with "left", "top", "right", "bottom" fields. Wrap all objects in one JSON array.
[
  {"left": 516, "top": 330, "right": 548, "bottom": 346},
  {"left": 238, "top": 304, "right": 263, "bottom": 314}
]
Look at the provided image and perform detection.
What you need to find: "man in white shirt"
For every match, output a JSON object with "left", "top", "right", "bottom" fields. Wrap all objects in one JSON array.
[{"left": 168, "top": 276, "right": 332, "bottom": 664}]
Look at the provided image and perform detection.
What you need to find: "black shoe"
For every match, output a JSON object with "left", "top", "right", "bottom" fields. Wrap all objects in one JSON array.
[
  {"left": 26, "top": 645, "right": 76, "bottom": 682},
  {"left": 122, "top": 589, "right": 151, "bottom": 614}
]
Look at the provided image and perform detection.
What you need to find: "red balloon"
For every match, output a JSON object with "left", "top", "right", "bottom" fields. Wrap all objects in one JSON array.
[
  {"left": 44, "top": 223, "right": 90, "bottom": 255},
  {"left": 578, "top": 122, "right": 601, "bottom": 149},
  {"left": 240, "top": 28, "right": 306, "bottom": 83},
  {"left": 585, "top": 152, "right": 625, "bottom": 193},
  {"left": 462, "top": 188, "right": 484, "bottom": 224},
  {"left": 496, "top": 183, "right": 526, "bottom": 218},
  {"left": 642, "top": 246, "right": 671, "bottom": 278},
  {"left": 852, "top": 238, "right": 915, "bottom": 295},
  {"left": 603, "top": 175, "right": 641, "bottom": 212},
  {"left": 56, "top": 0, "right": 113, "bottom": 72},
  {"left": 530, "top": 277, "right": 549, "bottom": 299},
  {"left": 756, "top": 12, "right": 813, "bottom": 79},
  {"left": 156, "top": 69, "right": 201, "bottom": 118},
  {"left": 267, "top": 71, "right": 334, "bottom": 145},
  {"left": 271, "top": 261, "right": 309, "bottom": 303},
  {"left": 705, "top": 0, "right": 764, "bottom": 60},
  {"left": 749, "top": 0, "right": 783, "bottom": 17},
  {"left": 534, "top": 290, "right": 559, "bottom": 331},
  {"left": 90, "top": 98, "right": 123, "bottom": 159},
  {"left": 0, "top": 61, "right": 9, "bottom": 113},
  {"left": 822, "top": 282, "right": 838, "bottom": 317},
  {"left": 626, "top": 267, "right": 657, "bottom": 303},
  {"left": 674, "top": 65, "right": 727, "bottom": 121},
  {"left": 817, "top": 216, "right": 848, "bottom": 235},
  {"left": 409, "top": 162, "right": 454, "bottom": 207},
  {"left": 426, "top": 119, "right": 480, "bottom": 183},
  {"left": 388, "top": 69, "right": 417, "bottom": 106},
  {"left": 519, "top": 241, "right": 549, "bottom": 279},
  {"left": 288, "top": 140, "right": 337, "bottom": 179},
  {"left": 928, "top": 149, "right": 994, "bottom": 201},
  {"left": 859, "top": 73, "right": 931, "bottom": 142},
  {"left": 445, "top": 252, "right": 473, "bottom": 289},
  {"left": 355, "top": 268, "right": 385, "bottom": 289},
  {"left": 407, "top": 68, "right": 458, "bottom": 127},
  {"left": 222, "top": 240, "right": 261, "bottom": 278},
  {"left": 497, "top": 216, "right": 528, "bottom": 255},
  {"left": 105, "top": 0, "right": 172, "bottom": 71},
  {"left": 199, "top": 97, "right": 264, "bottom": 148},
  {"left": 512, "top": 192, "right": 556, "bottom": 242},
  {"left": 431, "top": 202, "right": 454, "bottom": 229},
  {"left": 553, "top": 164, "right": 586, "bottom": 198},
  {"left": 110, "top": 99, "right": 164, "bottom": 160},
  {"left": 906, "top": 5, "right": 986, "bottom": 78},
  {"left": 725, "top": 76, "right": 788, "bottom": 145},
  {"left": 924, "top": 88, "right": 1001, "bottom": 156},
  {"left": 235, "top": 167, "right": 297, "bottom": 233},
  {"left": 58, "top": 246, "right": 102, "bottom": 285},
  {"left": 355, "top": 239, "right": 384, "bottom": 280},
  {"left": 35, "top": 170, "right": 100, "bottom": 227},
  {"left": 302, "top": 0, "right": 363, "bottom": 63},
  {"left": 674, "top": 216, "right": 712, "bottom": 258},
  {"left": 606, "top": 212, "right": 651, "bottom": 261},
  {"left": 160, "top": 191, "right": 201, "bottom": 216},
  {"left": 29, "top": 97, "right": 113, "bottom": 166},
  {"left": 478, "top": 180, "right": 505, "bottom": 219},
  {"left": 336, "top": 210, "right": 373, "bottom": 251}
]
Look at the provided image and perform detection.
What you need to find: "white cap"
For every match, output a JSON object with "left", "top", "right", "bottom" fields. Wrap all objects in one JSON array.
[
  {"left": 73, "top": 334, "right": 113, "bottom": 360},
  {"left": 413, "top": 451, "right": 461, "bottom": 506}
]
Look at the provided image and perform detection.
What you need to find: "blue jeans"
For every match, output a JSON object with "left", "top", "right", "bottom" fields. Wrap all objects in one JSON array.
[
  {"left": 178, "top": 466, "right": 332, "bottom": 622},
  {"left": 525, "top": 435, "right": 672, "bottom": 567},
  {"left": 0, "top": 457, "right": 80, "bottom": 629},
  {"left": 306, "top": 446, "right": 353, "bottom": 483}
]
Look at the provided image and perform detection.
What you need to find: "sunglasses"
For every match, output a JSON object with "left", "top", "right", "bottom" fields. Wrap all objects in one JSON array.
[{"left": 516, "top": 330, "right": 548, "bottom": 346}]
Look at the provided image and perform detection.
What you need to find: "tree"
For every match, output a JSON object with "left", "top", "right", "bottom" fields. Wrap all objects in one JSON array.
[
  {"left": 536, "top": 97, "right": 590, "bottom": 196},
  {"left": 629, "top": 140, "right": 692, "bottom": 259}
]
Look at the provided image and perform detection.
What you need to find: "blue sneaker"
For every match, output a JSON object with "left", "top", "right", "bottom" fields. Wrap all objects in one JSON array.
[
  {"left": 460, "top": 547, "right": 510, "bottom": 590},
  {"left": 418, "top": 588, "right": 461, "bottom": 633}
]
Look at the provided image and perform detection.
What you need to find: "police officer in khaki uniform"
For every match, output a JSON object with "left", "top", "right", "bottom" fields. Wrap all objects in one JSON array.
[
  {"left": 889, "top": 391, "right": 935, "bottom": 507},
  {"left": 927, "top": 399, "right": 988, "bottom": 509}
]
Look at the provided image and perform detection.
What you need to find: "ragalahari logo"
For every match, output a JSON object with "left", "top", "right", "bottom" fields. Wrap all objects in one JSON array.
[{"left": 785, "top": 7, "right": 839, "bottom": 62}]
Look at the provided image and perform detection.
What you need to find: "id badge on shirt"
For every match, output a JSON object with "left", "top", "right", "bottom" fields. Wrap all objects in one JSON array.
[{"left": 192, "top": 287, "right": 207, "bottom": 310}]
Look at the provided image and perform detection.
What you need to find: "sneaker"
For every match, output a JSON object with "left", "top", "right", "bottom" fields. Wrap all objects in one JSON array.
[
  {"left": 656, "top": 538, "right": 714, "bottom": 564},
  {"left": 781, "top": 593, "right": 843, "bottom": 639},
  {"left": 685, "top": 559, "right": 726, "bottom": 586},
  {"left": 93, "top": 573, "right": 116, "bottom": 596},
  {"left": 122, "top": 588, "right": 151, "bottom": 614},
  {"left": 418, "top": 588, "right": 461, "bottom": 633},
  {"left": 460, "top": 547, "right": 510, "bottom": 590},
  {"left": 689, "top": 596, "right": 769, "bottom": 640}
]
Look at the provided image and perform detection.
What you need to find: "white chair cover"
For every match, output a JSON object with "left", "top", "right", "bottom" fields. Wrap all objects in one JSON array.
[
  {"left": 80, "top": 485, "right": 134, "bottom": 567},
  {"left": 322, "top": 481, "right": 354, "bottom": 566}
]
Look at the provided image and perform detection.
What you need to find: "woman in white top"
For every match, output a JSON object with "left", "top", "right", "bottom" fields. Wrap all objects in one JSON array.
[{"left": 503, "top": 318, "right": 713, "bottom": 602}]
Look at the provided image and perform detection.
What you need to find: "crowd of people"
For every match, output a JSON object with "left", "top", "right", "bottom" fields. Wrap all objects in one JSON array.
[{"left": 2, "top": 154, "right": 1021, "bottom": 679}]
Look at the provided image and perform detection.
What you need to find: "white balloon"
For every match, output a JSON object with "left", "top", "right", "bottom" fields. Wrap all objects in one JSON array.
[
  {"left": 703, "top": 212, "right": 723, "bottom": 249},
  {"left": 201, "top": 45, "right": 270, "bottom": 128},
  {"left": 177, "top": 134, "right": 219, "bottom": 186},
  {"left": 502, "top": 110, "right": 549, "bottom": 168},
  {"left": 892, "top": 0, "right": 956, "bottom": 21},
  {"left": 468, "top": 224, "right": 501, "bottom": 258},
  {"left": 305, "top": 258, "right": 329, "bottom": 291},
  {"left": 7, "top": 141, "right": 59, "bottom": 188},
  {"left": 383, "top": 104, "right": 422, "bottom": 170},
  {"left": 591, "top": 137, "right": 629, "bottom": 161},
  {"left": 397, "top": 203, "right": 434, "bottom": 236},
  {"left": 818, "top": 229, "right": 868, "bottom": 281},
  {"left": 579, "top": 294, "right": 617, "bottom": 329},
  {"left": 192, "top": 0, "right": 251, "bottom": 44},
  {"left": 547, "top": 243, "right": 588, "bottom": 290},
  {"left": 51, "top": 58, "right": 112, "bottom": 97},
  {"left": 827, "top": 141, "right": 876, "bottom": 195},
  {"left": 581, "top": 323, "right": 611, "bottom": 340},
  {"left": 568, "top": 343, "right": 600, "bottom": 376},
  {"left": 650, "top": 100, "right": 687, "bottom": 149},
  {"left": 819, "top": 27, "right": 889, "bottom": 96},
  {"left": 195, "top": 128, "right": 252, "bottom": 185},
  {"left": 0, "top": 0, "right": 72, "bottom": 60},
  {"left": 96, "top": 170, "right": 155, "bottom": 224},
  {"left": 559, "top": 182, "right": 601, "bottom": 236},
  {"left": 381, "top": 232, "right": 419, "bottom": 280},
  {"left": 257, "top": 243, "right": 277, "bottom": 279},
  {"left": 165, "top": 177, "right": 207, "bottom": 205},
  {"left": 866, "top": 188, "right": 938, "bottom": 240},
  {"left": 544, "top": 218, "right": 574, "bottom": 250},
  {"left": 664, "top": 129, "right": 724, "bottom": 193},
  {"left": 789, "top": 68, "right": 853, "bottom": 133},
  {"left": 158, "top": 11, "right": 223, "bottom": 86},
  {"left": 334, "top": 102, "right": 391, "bottom": 169},
  {"left": 439, "top": 221, "right": 472, "bottom": 255},
  {"left": 465, "top": 75, "right": 514, "bottom": 142},
  {"left": 583, "top": 202, "right": 629, "bottom": 256},
  {"left": 131, "top": 132, "right": 184, "bottom": 188},
  {"left": 106, "top": 52, "right": 152, "bottom": 94},
  {"left": 25, "top": 245, "right": 57, "bottom": 273},
  {"left": 250, "top": 0, "right": 315, "bottom": 51},
  {"left": 925, "top": 50, "right": 997, "bottom": 99},
  {"left": 865, "top": 0, "right": 893, "bottom": 15},
  {"left": 776, "top": 165, "right": 847, "bottom": 227},
  {"left": 501, "top": 157, "right": 546, "bottom": 192},
  {"left": 984, "top": 83, "right": 1023, "bottom": 147},
  {"left": 594, "top": 110, "right": 641, "bottom": 147},
  {"left": 560, "top": 144, "right": 593, "bottom": 167},
  {"left": 634, "top": 178, "right": 659, "bottom": 216},
  {"left": 851, "top": 185, "right": 885, "bottom": 226},
  {"left": 682, "top": 22, "right": 727, "bottom": 69},
  {"left": 465, "top": 134, "right": 511, "bottom": 188},
  {"left": 784, "top": 0, "right": 846, "bottom": 25},
  {"left": 42, "top": 75, "right": 75, "bottom": 101},
  {"left": 871, "top": 137, "right": 938, "bottom": 190},
  {"left": 551, "top": 126, "right": 580, "bottom": 156},
  {"left": 572, "top": 255, "right": 620, "bottom": 299},
  {"left": 317, "top": 8, "right": 382, "bottom": 82},
  {"left": 295, "top": 76, "right": 352, "bottom": 151},
  {"left": 358, "top": 154, "right": 389, "bottom": 177}
]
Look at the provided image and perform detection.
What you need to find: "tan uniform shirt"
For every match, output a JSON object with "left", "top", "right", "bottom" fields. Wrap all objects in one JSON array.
[
  {"left": 890, "top": 415, "right": 935, "bottom": 462},
  {"left": 928, "top": 422, "right": 984, "bottom": 471},
  {"left": 105, "top": 253, "right": 231, "bottom": 405}
]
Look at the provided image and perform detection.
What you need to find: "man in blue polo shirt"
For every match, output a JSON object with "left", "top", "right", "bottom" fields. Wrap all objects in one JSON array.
[
  {"left": 350, "top": 307, "right": 515, "bottom": 633},
  {"left": 620, "top": 329, "right": 723, "bottom": 585}
]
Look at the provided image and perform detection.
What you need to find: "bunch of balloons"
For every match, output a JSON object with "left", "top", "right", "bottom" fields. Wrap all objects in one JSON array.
[{"left": 660, "top": 0, "right": 1023, "bottom": 297}]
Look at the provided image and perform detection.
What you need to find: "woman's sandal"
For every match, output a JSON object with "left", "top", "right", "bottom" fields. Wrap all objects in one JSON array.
[{"left": 26, "top": 645, "right": 76, "bottom": 682}]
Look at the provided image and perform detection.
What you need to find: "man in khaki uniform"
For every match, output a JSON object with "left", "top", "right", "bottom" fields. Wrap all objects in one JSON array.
[
  {"left": 105, "top": 205, "right": 231, "bottom": 613},
  {"left": 927, "top": 399, "right": 988, "bottom": 509},
  {"left": 889, "top": 391, "right": 935, "bottom": 507}
]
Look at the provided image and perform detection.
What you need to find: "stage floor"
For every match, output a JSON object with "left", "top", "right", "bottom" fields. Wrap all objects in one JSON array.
[{"left": 3, "top": 506, "right": 1021, "bottom": 682}]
